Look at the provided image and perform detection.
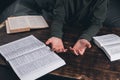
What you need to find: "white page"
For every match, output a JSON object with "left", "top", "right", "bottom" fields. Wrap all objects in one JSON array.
[
  {"left": 26, "top": 16, "right": 48, "bottom": 29},
  {"left": 103, "top": 43, "right": 120, "bottom": 55},
  {"left": 93, "top": 34, "right": 120, "bottom": 61},
  {"left": 8, "top": 16, "right": 30, "bottom": 30},
  {"left": 9, "top": 47, "right": 66, "bottom": 80},
  {"left": 6, "top": 20, "right": 11, "bottom": 34},
  {"left": 0, "top": 35, "right": 45, "bottom": 60},
  {"left": 101, "top": 43, "right": 120, "bottom": 61},
  {"left": 93, "top": 34, "right": 120, "bottom": 47}
]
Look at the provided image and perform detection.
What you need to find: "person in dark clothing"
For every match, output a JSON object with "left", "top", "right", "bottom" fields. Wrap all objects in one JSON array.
[
  {"left": 104, "top": 0, "right": 120, "bottom": 27},
  {"left": 0, "top": 0, "right": 108, "bottom": 55}
]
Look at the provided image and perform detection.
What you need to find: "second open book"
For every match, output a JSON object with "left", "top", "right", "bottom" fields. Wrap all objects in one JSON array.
[
  {"left": 93, "top": 34, "right": 120, "bottom": 61},
  {"left": 0, "top": 35, "right": 65, "bottom": 80},
  {"left": 6, "top": 15, "right": 49, "bottom": 34}
]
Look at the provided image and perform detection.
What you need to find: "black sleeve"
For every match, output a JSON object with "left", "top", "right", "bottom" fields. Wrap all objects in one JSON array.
[
  {"left": 104, "top": 0, "right": 120, "bottom": 27},
  {"left": 50, "top": 0, "right": 65, "bottom": 38},
  {"left": 79, "top": 0, "right": 108, "bottom": 41}
]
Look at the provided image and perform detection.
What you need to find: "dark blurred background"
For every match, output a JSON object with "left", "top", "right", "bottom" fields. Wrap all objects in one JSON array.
[{"left": 0, "top": 0, "right": 16, "bottom": 14}]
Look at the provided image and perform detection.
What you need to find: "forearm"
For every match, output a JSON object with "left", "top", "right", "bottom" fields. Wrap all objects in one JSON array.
[
  {"left": 50, "top": 0, "right": 65, "bottom": 38},
  {"left": 50, "top": 21, "right": 64, "bottom": 38},
  {"left": 79, "top": 0, "right": 108, "bottom": 41},
  {"left": 79, "top": 24, "right": 102, "bottom": 41}
]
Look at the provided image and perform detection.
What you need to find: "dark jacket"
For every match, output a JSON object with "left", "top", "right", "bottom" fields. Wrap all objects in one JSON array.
[
  {"left": 0, "top": 0, "right": 108, "bottom": 41},
  {"left": 50, "top": 0, "right": 108, "bottom": 41}
]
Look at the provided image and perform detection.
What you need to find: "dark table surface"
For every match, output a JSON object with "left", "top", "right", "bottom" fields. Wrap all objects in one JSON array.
[{"left": 0, "top": 26, "right": 120, "bottom": 80}]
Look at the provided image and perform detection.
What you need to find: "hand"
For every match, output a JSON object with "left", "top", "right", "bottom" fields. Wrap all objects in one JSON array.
[
  {"left": 70, "top": 39, "right": 91, "bottom": 55},
  {"left": 46, "top": 37, "right": 67, "bottom": 53}
]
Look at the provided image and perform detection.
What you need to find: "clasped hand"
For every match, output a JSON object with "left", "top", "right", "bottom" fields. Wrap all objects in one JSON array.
[{"left": 46, "top": 37, "right": 91, "bottom": 55}]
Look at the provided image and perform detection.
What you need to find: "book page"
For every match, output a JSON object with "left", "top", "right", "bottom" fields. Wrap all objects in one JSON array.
[
  {"left": 6, "top": 20, "right": 11, "bottom": 34},
  {"left": 93, "top": 34, "right": 120, "bottom": 47},
  {"left": 0, "top": 21, "right": 5, "bottom": 29},
  {"left": 8, "top": 16, "right": 30, "bottom": 32},
  {"left": 26, "top": 16, "right": 49, "bottom": 29},
  {"left": 0, "top": 35, "right": 45, "bottom": 60},
  {"left": 103, "top": 43, "right": 120, "bottom": 55},
  {"left": 9, "top": 47, "right": 66, "bottom": 80},
  {"left": 93, "top": 34, "right": 120, "bottom": 61},
  {"left": 102, "top": 43, "right": 120, "bottom": 61}
]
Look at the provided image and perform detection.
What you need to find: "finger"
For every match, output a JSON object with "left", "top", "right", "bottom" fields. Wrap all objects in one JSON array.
[
  {"left": 69, "top": 47, "right": 74, "bottom": 53},
  {"left": 69, "top": 47, "right": 78, "bottom": 55},
  {"left": 58, "top": 49, "right": 64, "bottom": 53},
  {"left": 51, "top": 48, "right": 56, "bottom": 52},
  {"left": 61, "top": 48, "right": 68, "bottom": 52},
  {"left": 86, "top": 43, "right": 92, "bottom": 48},
  {"left": 45, "top": 39, "right": 51, "bottom": 45},
  {"left": 69, "top": 47, "right": 75, "bottom": 53},
  {"left": 78, "top": 50, "right": 84, "bottom": 55},
  {"left": 69, "top": 47, "right": 74, "bottom": 50},
  {"left": 56, "top": 49, "right": 62, "bottom": 53},
  {"left": 73, "top": 49, "right": 79, "bottom": 56},
  {"left": 58, "top": 47, "right": 67, "bottom": 53},
  {"left": 74, "top": 50, "right": 79, "bottom": 56},
  {"left": 79, "top": 47, "right": 86, "bottom": 55},
  {"left": 52, "top": 45, "right": 59, "bottom": 51},
  {"left": 63, "top": 49, "right": 68, "bottom": 52},
  {"left": 53, "top": 47, "right": 62, "bottom": 53}
]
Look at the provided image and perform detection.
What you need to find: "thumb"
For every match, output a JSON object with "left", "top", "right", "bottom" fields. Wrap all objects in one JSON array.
[
  {"left": 45, "top": 39, "right": 51, "bottom": 45},
  {"left": 86, "top": 42, "right": 91, "bottom": 48}
]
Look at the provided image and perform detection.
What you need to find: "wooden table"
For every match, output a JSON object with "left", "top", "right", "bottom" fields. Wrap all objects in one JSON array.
[{"left": 0, "top": 27, "right": 120, "bottom": 80}]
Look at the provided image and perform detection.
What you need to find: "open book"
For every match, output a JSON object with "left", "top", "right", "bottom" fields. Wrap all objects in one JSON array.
[
  {"left": 0, "top": 35, "right": 66, "bottom": 80},
  {"left": 93, "top": 34, "right": 120, "bottom": 61},
  {"left": 6, "top": 15, "right": 49, "bottom": 34}
]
